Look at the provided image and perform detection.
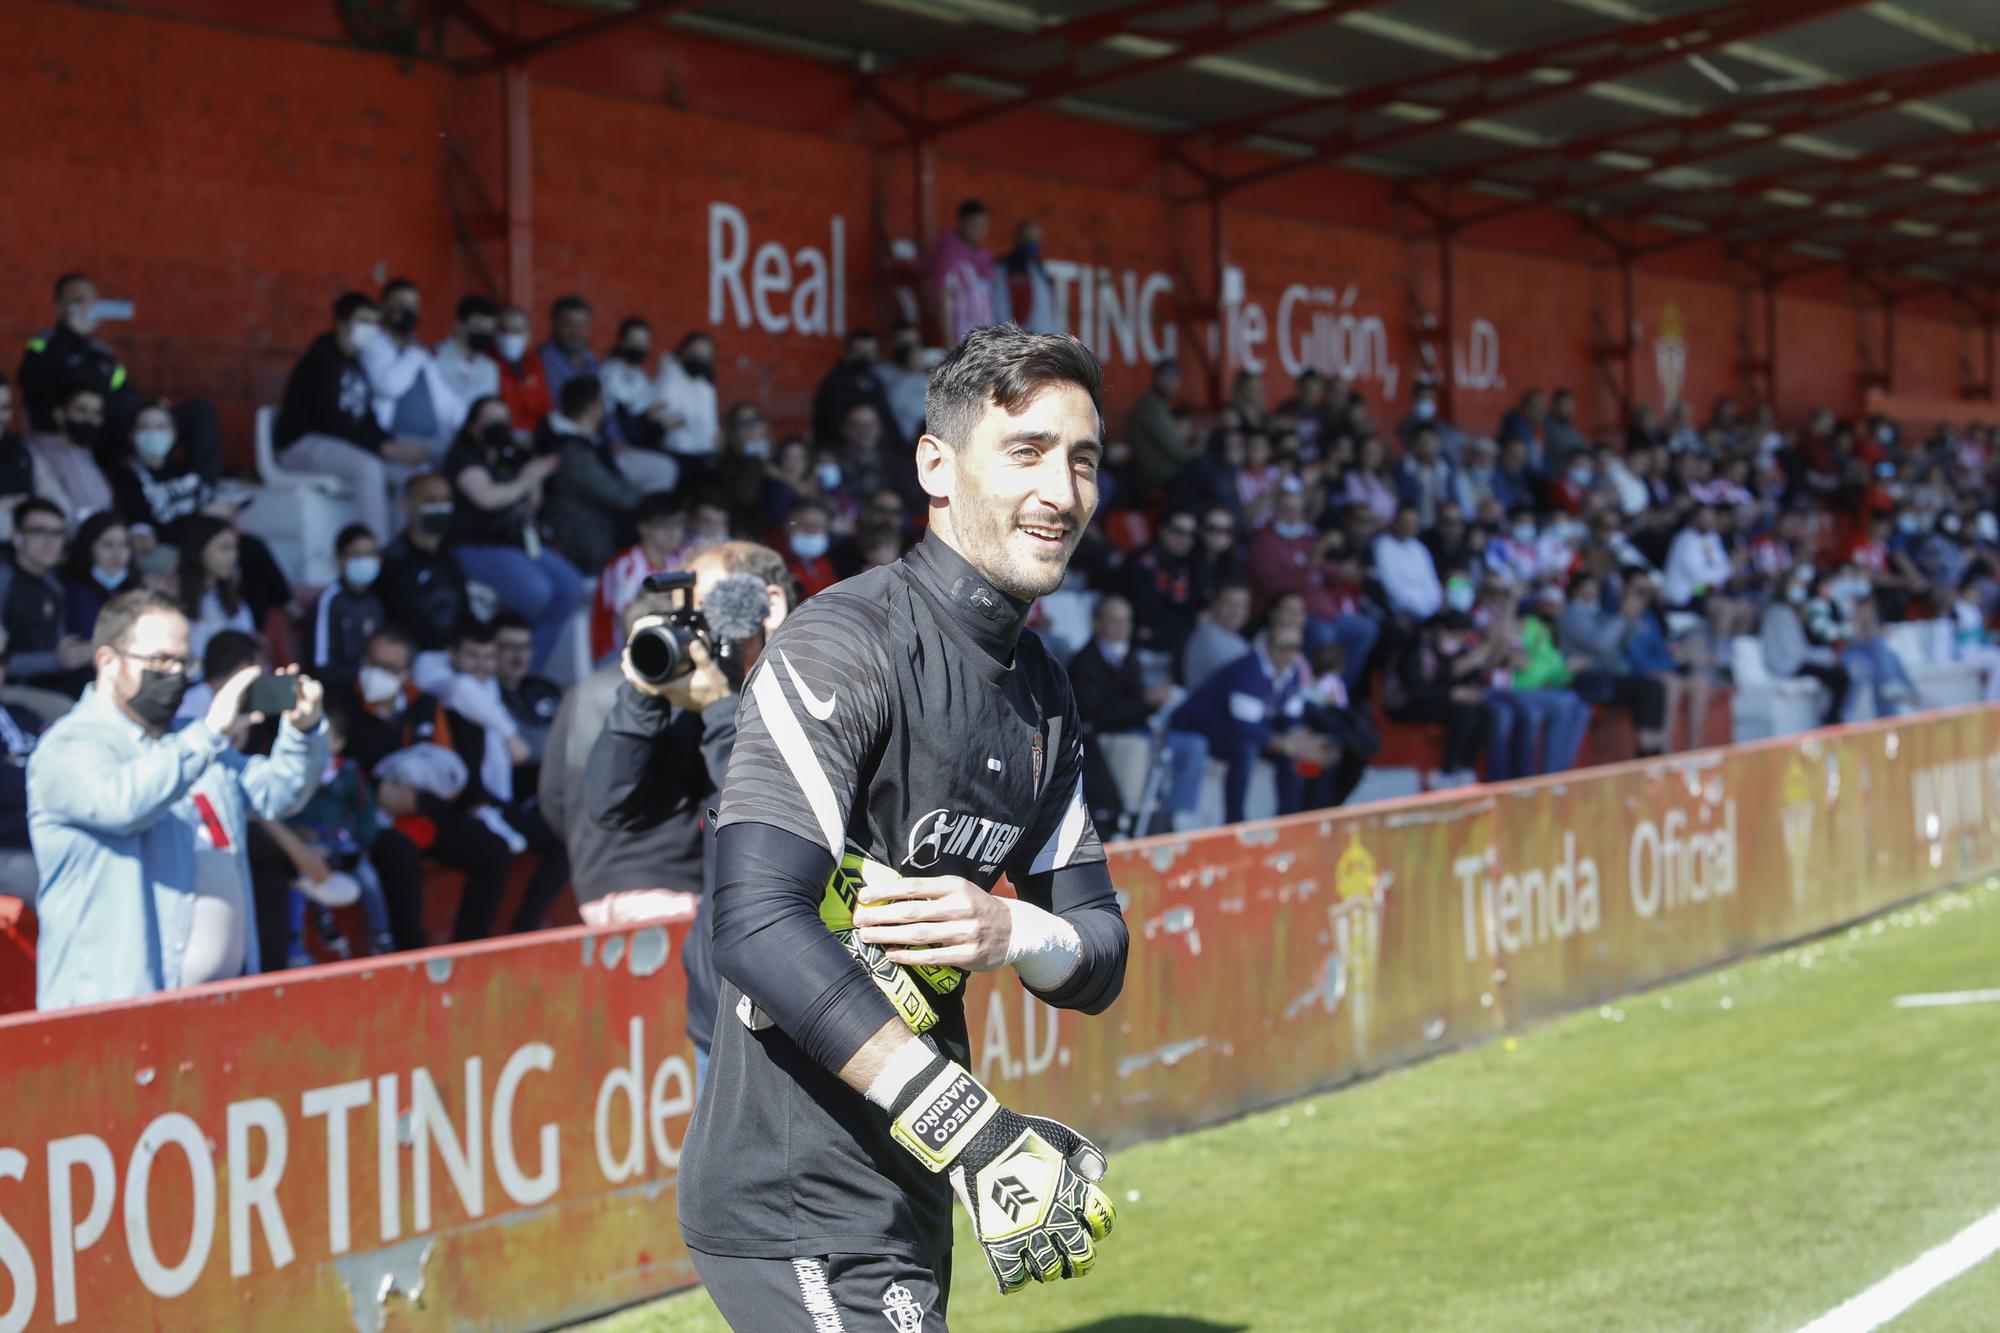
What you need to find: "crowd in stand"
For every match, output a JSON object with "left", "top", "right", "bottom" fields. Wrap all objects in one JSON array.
[{"left": 8, "top": 196, "right": 2000, "bottom": 999}]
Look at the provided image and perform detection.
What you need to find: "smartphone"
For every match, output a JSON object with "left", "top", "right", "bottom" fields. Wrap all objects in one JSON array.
[{"left": 245, "top": 674, "right": 299, "bottom": 717}]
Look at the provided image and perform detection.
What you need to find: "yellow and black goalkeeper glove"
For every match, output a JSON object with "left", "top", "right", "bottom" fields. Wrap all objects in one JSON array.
[
  {"left": 822, "top": 852, "right": 967, "bottom": 999},
  {"left": 887, "top": 1053, "right": 1116, "bottom": 1294}
]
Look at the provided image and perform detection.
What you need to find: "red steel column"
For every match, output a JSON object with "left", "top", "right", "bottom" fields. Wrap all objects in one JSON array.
[{"left": 504, "top": 61, "right": 534, "bottom": 309}]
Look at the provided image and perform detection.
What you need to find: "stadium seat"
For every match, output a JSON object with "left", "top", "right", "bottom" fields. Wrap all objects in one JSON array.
[
  {"left": 1727, "top": 636, "right": 1825, "bottom": 741},
  {"left": 1033, "top": 589, "right": 1097, "bottom": 663},
  {"left": 1103, "top": 510, "right": 1153, "bottom": 553},
  {"left": 239, "top": 405, "right": 360, "bottom": 587},
  {"left": 1885, "top": 620, "right": 1982, "bottom": 710},
  {"left": 1095, "top": 732, "right": 1157, "bottom": 820}
]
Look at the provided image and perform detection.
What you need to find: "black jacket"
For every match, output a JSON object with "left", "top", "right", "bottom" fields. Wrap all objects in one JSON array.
[
  {"left": 276, "top": 332, "right": 386, "bottom": 453},
  {"left": 379, "top": 536, "right": 469, "bottom": 652},
  {"left": 309, "top": 584, "right": 384, "bottom": 689},
  {"left": 810, "top": 361, "right": 898, "bottom": 450},
  {"left": 576, "top": 681, "right": 737, "bottom": 902},
  {"left": 1068, "top": 639, "right": 1156, "bottom": 825},
  {"left": 19, "top": 324, "right": 138, "bottom": 433}
]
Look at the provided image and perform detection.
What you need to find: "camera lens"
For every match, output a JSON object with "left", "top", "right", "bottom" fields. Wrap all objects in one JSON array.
[{"left": 630, "top": 623, "right": 687, "bottom": 685}]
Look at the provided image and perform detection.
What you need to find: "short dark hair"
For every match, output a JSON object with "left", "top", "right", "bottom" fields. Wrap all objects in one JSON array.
[
  {"left": 635, "top": 491, "right": 683, "bottom": 526},
  {"left": 699, "top": 540, "right": 790, "bottom": 602},
  {"left": 382, "top": 277, "right": 419, "bottom": 303},
  {"left": 551, "top": 294, "right": 590, "bottom": 322},
  {"left": 924, "top": 323, "right": 1102, "bottom": 451},
  {"left": 335, "top": 523, "right": 376, "bottom": 555},
  {"left": 846, "top": 328, "right": 877, "bottom": 346},
  {"left": 14, "top": 497, "right": 61, "bottom": 531},
  {"left": 559, "top": 374, "right": 603, "bottom": 419},
  {"left": 202, "top": 629, "right": 261, "bottom": 684},
  {"left": 492, "top": 611, "right": 533, "bottom": 639},
  {"left": 957, "top": 198, "right": 987, "bottom": 220},
  {"left": 54, "top": 272, "right": 91, "bottom": 302},
  {"left": 54, "top": 380, "right": 101, "bottom": 412},
  {"left": 677, "top": 329, "right": 714, "bottom": 355},
  {"left": 453, "top": 618, "right": 497, "bottom": 648},
  {"left": 617, "top": 317, "right": 650, "bottom": 342},
  {"left": 334, "top": 291, "right": 376, "bottom": 324},
  {"left": 368, "top": 625, "right": 417, "bottom": 659},
  {"left": 92, "top": 588, "right": 184, "bottom": 653},
  {"left": 456, "top": 294, "right": 497, "bottom": 323}
]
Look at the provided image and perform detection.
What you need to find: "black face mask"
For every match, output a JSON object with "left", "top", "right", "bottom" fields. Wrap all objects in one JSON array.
[
  {"left": 416, "top": 504, "right": 453, "bottom": 540},
  {"left": 387, "top": 307, "right": 419, "bottom": 337},
  {"left": 62, "top": 419, "right": 101, "bottom": 449},
  {"left": 128, "top": 669, "right": 190, "bottom": 732},
  {"left": 479, "top": 421, "right": 519, "bottom": 457},
  {"left": 680, "top": 355, "right": 713, "bottom": 381},
  {"left": 467, "top": 331, "right": 498, "bottom": 357},
  {"left": 617, "top": 346, "right": 648, "bottom": 366}
]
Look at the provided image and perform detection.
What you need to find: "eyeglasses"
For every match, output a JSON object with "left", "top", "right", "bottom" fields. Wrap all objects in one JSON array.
[
  {"left": 18, "top": 525, "right": 63, "bottom": 539},
  {"left": 115, "top": 648, "right": 194, "bottom": 675}
]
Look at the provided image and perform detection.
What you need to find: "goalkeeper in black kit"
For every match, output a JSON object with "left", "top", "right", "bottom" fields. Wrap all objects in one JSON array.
[{"left": 678, "top": 324, "right": 1129, "bottom": 1329}]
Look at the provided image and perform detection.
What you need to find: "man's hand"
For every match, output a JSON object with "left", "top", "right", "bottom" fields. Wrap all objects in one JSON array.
[
  {"left": 663, "top": 636, "right": 731, "bottom": 712},
  {"left": 505, "top": 733, "right": 533, "bottom": 765},
  {"left": 854, "top": 874, "right": 1013, "bottom": 972},
  {"left": 284, "top": 669, "right": 324, "bottom": 731},
  {"left": 888, "top": 1053, "right": 1115, "bottom": 1294},
  {"left": 206, "top": 667, "right": 261, "bottom": 734}
]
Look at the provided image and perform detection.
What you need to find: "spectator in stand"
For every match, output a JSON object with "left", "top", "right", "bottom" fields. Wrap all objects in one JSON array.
[
  {"left": 1492, "top": 435, "right": 1542, "bottom": 514},
  {"left": 1343, "top": 435, "right": 1399, "bottom": 525},
  {"left": 378, "top": 473, "right": 469, "bottom": 658},
  {"left": 812, "top": 329, "right": 899, "bottom": 450},
  {"left": 1558, "top": 572, "right": 1669, "bottom": 755},
  {"left": 1807, "top": 571, "right": 1916, "bottom": 718},
  {"left": 921, "top": 198, "right": 1000, "bottom": 345},
  {"left": 433, "top": 295, "right": 501, "bottom": 409},
  {"left": 344, "top": 627, "right": 513, "bottom": 942},
  {"left": 998, "top": 219, "right": 1059, "bottom": 333},
  {"left": 1279, "top": 370, "right": 1338, "bottom": 455},
  {"left": 1485, "top": 505, "right": 1549, "bottom": 587},
  {"left": 599, "top": 317, "right": 668, "bottom": 450},
  {"left": 762, "top": 435, "right": 823, "bottom": 532},
  {"left": 1760, "top": 568, "right": 1850, "bottom": 726},
  {"left": 1623, "top": 576, "right": 1713, "bottom": 751},
  {"left": 539, "top": 294, "right": 600, "bottom": 415},
  {"left": 309, "top": 524, "right": 384, "bottom": 689},
  {"left": 1173, "top": 622, "right": 1333, "bottom": 823},
  {"left": 28, "top": 381, "right": 116, "bottom": 523},
  {"left": 436, "top": 620, "right": 567, "bottom": 935},
  {"left": 18, "top": 273, "right": 136, "bottom": 434},
  {"left": 1398, "top": 379, "right": 1451, "bottom": 451},
  {"left": 1946, "top": 573, "right": 2000, "bottom": 700},
  {"left": 1456, "top": 436, "right": 1500, "bottom": 513},
  {"left": 494, "top": 304, "right": 554, "bottom": 434},
  {"left": 1235, "top": 431, "right": 1284, "bottom": 527},
  {"left": 29, "top": 590, "right": 327, "bottom": 1008},
  {"left": 1852, "top": 508, "right": 1930, "bottom": 623},
  {"left": 0, "top": 633, "right": 46, "bottom": 871},
  {"left": 594, "top": 491, "right": 687, "bottom": 662},
  {"left": 62, "top": 511, "right": 133, "bottom": 644},
  {"left": 1123, "top": 510, "right": 1203, "bottom": 669},
  {"left": 276, "top": 291, "right": 432, "bottom": 541},
  {"left": 878, "top": 321, "right": 930, "bottom": 446},
  {"left": 1663, "top": 505, "right": 1756, "bottom": 639},
  {"left": 1128, "top": 359, "right": 1191, "bottom": 490},
  {"left": 1373, "top": 504, "right": 1443, "bottom": 623},
  {"left": 542, "top": 373, "right": 664, "bottom": 570},
  {"left": 1069, "top": 596, "right": 1208, "bottom": 835},
  {"left": 362, "top": 278, "right": 467, "bottom": 459},
  {"left": 1226, "top": 370, "right": 1266, "bottom": 436},
  {"left": 1192, "top": 503, "right": 1245, "bottom": 608},
  {"left": 835, "top": 400, "right": 917, "bottom": 513},
  {"left": 1183, "top": 579, "right": 1253, "bottom": 693},
  {"left": 4, "top": 499, "right": 92, "bottom": 696},
  {"left": 1544, "top": 388, "right": 1589, "bottom": 470},
  {"left": 656, "top": 330, "right": 721, "bottom": 475},
  {"left": 1385, "top": 610, "right": 1488, "bottom": 786},
  {"left": 1627, "top": 402, "right": 1667, "bottom": 454},
  {"left": 1246, "top": 486, "right": 1322, "bottom": 608},
  {"left": 445, "top": 395, "right": 570, "bottom": 668},
  {"left": 1490, "top": 584, "right": 1592, "bottom": 780},
  {"left": 715, "top": 402, "right": 773, "bottom": 533},
  {"left": 784, "top": 499, "right": 839, "bottom": 598},
  {"left": 1425, "top": 500, "right": 1473, "bottom": 572},
  {"left": 0, "top": 375, "right": 35, "bottom": 543},
  {"left": 1396, "top": 426, "right": 1458, "bottom": 527},
  {"left": 1498, "top": 388, "right": 1546, "bottom": 454},
  {"left": 495, "top": 612, "right": 563, "bottom": 785},
  {"left": 1172, "top": 423, "right": 1249, "bottom": 534},
  {"left": 178, "top": 517, "right": 255, "bottom": 664},
  {"left": 1306, "top": 527, "right": 1382, "bottom": 692}
]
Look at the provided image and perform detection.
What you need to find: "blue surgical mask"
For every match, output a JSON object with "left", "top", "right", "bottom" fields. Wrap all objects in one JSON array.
[
  {"left": 497, "top": 332, "right": 529, "bottom": 363},
  {"left": 816, "top": 462, "right": 844, "bottom": 491},
  {"left": 92, "top": 566, "right": 126, "bottom": 590},
  {"left": 1273, "top": 520, "right": 1314, "bottom": 541},
  {"left": 1446, "top": 579, "right": 1476, "bottom": 613},
  {"left": 1414, "top": 398, "right": 1437, "bottom": 421},
  {"left": 134, "top": 428, "right": 176, "bottom": 465},
  {"left": 1512, "top": 522, "right": 1536, "bottom": 544},
  {"left": 344, "top": 555, "right": 381, "bottom": 589},
  {"left": 791, "top": 530, "right": 830, "bottom": 561},
  {"left": 1099, "top": 639, "right": 1129, "bottom": 666}
]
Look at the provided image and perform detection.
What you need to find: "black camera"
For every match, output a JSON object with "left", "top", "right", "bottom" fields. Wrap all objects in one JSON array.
[{"left": 629, "top": 572, "right": 752, "bottom": 689}]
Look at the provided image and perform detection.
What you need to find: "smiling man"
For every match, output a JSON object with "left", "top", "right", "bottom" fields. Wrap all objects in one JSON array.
[{"left": 679, "top": 324, "right": 1129, "bottom": 1329}]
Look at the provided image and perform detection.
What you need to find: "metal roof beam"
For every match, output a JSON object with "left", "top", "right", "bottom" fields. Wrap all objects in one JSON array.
[
  {"left": 904, "top": 0, "right": 1392, "bottom": 142},
  {"left": 1198, "top": 0, "right": 1860, "bottom": 181},
  {"left": 458, "top": 0, "right": 704, "bottom": 75},
  {"left": 891, "top": 0, "right": 1213, "bottom": 84},
  {"left": 1739, "top": 176, "right": 2000, "bottom": 250},
  {"left": 1449, "top": 46, "right": 2000, "bottom": 228}
]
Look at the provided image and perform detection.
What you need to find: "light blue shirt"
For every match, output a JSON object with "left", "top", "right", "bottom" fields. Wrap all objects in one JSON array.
[{"left": 27, "top": 685, "right": 327, "bottom": 1009}]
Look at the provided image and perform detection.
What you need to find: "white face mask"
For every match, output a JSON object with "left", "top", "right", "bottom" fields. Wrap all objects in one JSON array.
[
  {"left": 359, "top": 664, "right": 404, "bottom": 705},
  {"left": 134, "top": 427, "right": 176, "bottom": 465},
  {"left": 498, "top": 332, "right": 529, "bottom": 363},
  {"left": 349, "top": 322, "right": 382, "bottom": 352},
  {"left": 1099, "top": 639, "right": 1130, "bottom": 666}
]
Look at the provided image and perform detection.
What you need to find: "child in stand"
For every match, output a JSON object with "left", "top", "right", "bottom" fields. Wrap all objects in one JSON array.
[{"left": 279, "top": 695, "right": 413, "bottom": 959}]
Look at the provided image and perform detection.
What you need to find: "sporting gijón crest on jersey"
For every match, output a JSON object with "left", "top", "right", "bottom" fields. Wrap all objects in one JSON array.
[{"left": 719, "top": 535, "right": 1101, "bottom": 901}]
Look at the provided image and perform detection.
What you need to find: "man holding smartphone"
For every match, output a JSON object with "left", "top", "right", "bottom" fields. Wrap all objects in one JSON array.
[{"left": 28, "top": 588, "right": 328, "bottom": 1009}]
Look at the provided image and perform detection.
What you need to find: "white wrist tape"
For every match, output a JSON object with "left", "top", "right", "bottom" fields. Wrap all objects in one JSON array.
[
  {"left": 864, "top": 1037, "right": 938, "bottom": 1110},
  {"left": 1002, "top": 897, "right": 1084, "bottom": 991}
]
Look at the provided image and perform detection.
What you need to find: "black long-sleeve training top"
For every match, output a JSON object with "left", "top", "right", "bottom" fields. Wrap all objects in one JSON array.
[{"left": 677, "top": 530, "right": 1128, "bottom": 1263}]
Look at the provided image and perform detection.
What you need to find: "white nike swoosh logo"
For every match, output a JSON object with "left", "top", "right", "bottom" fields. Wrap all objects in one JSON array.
[{"left": 781, "top": 651, "right": 837, "bottom": 720}]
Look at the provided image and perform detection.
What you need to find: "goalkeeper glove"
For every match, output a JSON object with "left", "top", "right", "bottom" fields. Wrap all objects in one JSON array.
[{"left": 887, "top": 1053, "right": 1115, "bottom": 1294}]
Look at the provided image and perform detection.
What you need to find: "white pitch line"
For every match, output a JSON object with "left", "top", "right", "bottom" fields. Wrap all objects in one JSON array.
[
  {"left": 1796, "top": 1205, "right": 2000, "bottom": 1333},
  {"left": 1894, "top": 989, "right": 2000, "bottom": 1009}
]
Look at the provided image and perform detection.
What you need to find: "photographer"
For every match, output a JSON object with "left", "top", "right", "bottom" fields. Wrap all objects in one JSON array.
[{"left": 569, "top": 541, "right": 789, "bottom": 1078}]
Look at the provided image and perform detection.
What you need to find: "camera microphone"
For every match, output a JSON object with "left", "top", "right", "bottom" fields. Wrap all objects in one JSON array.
[{"left": 702, "top": 574, "right": 772, "bottom": 642}]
